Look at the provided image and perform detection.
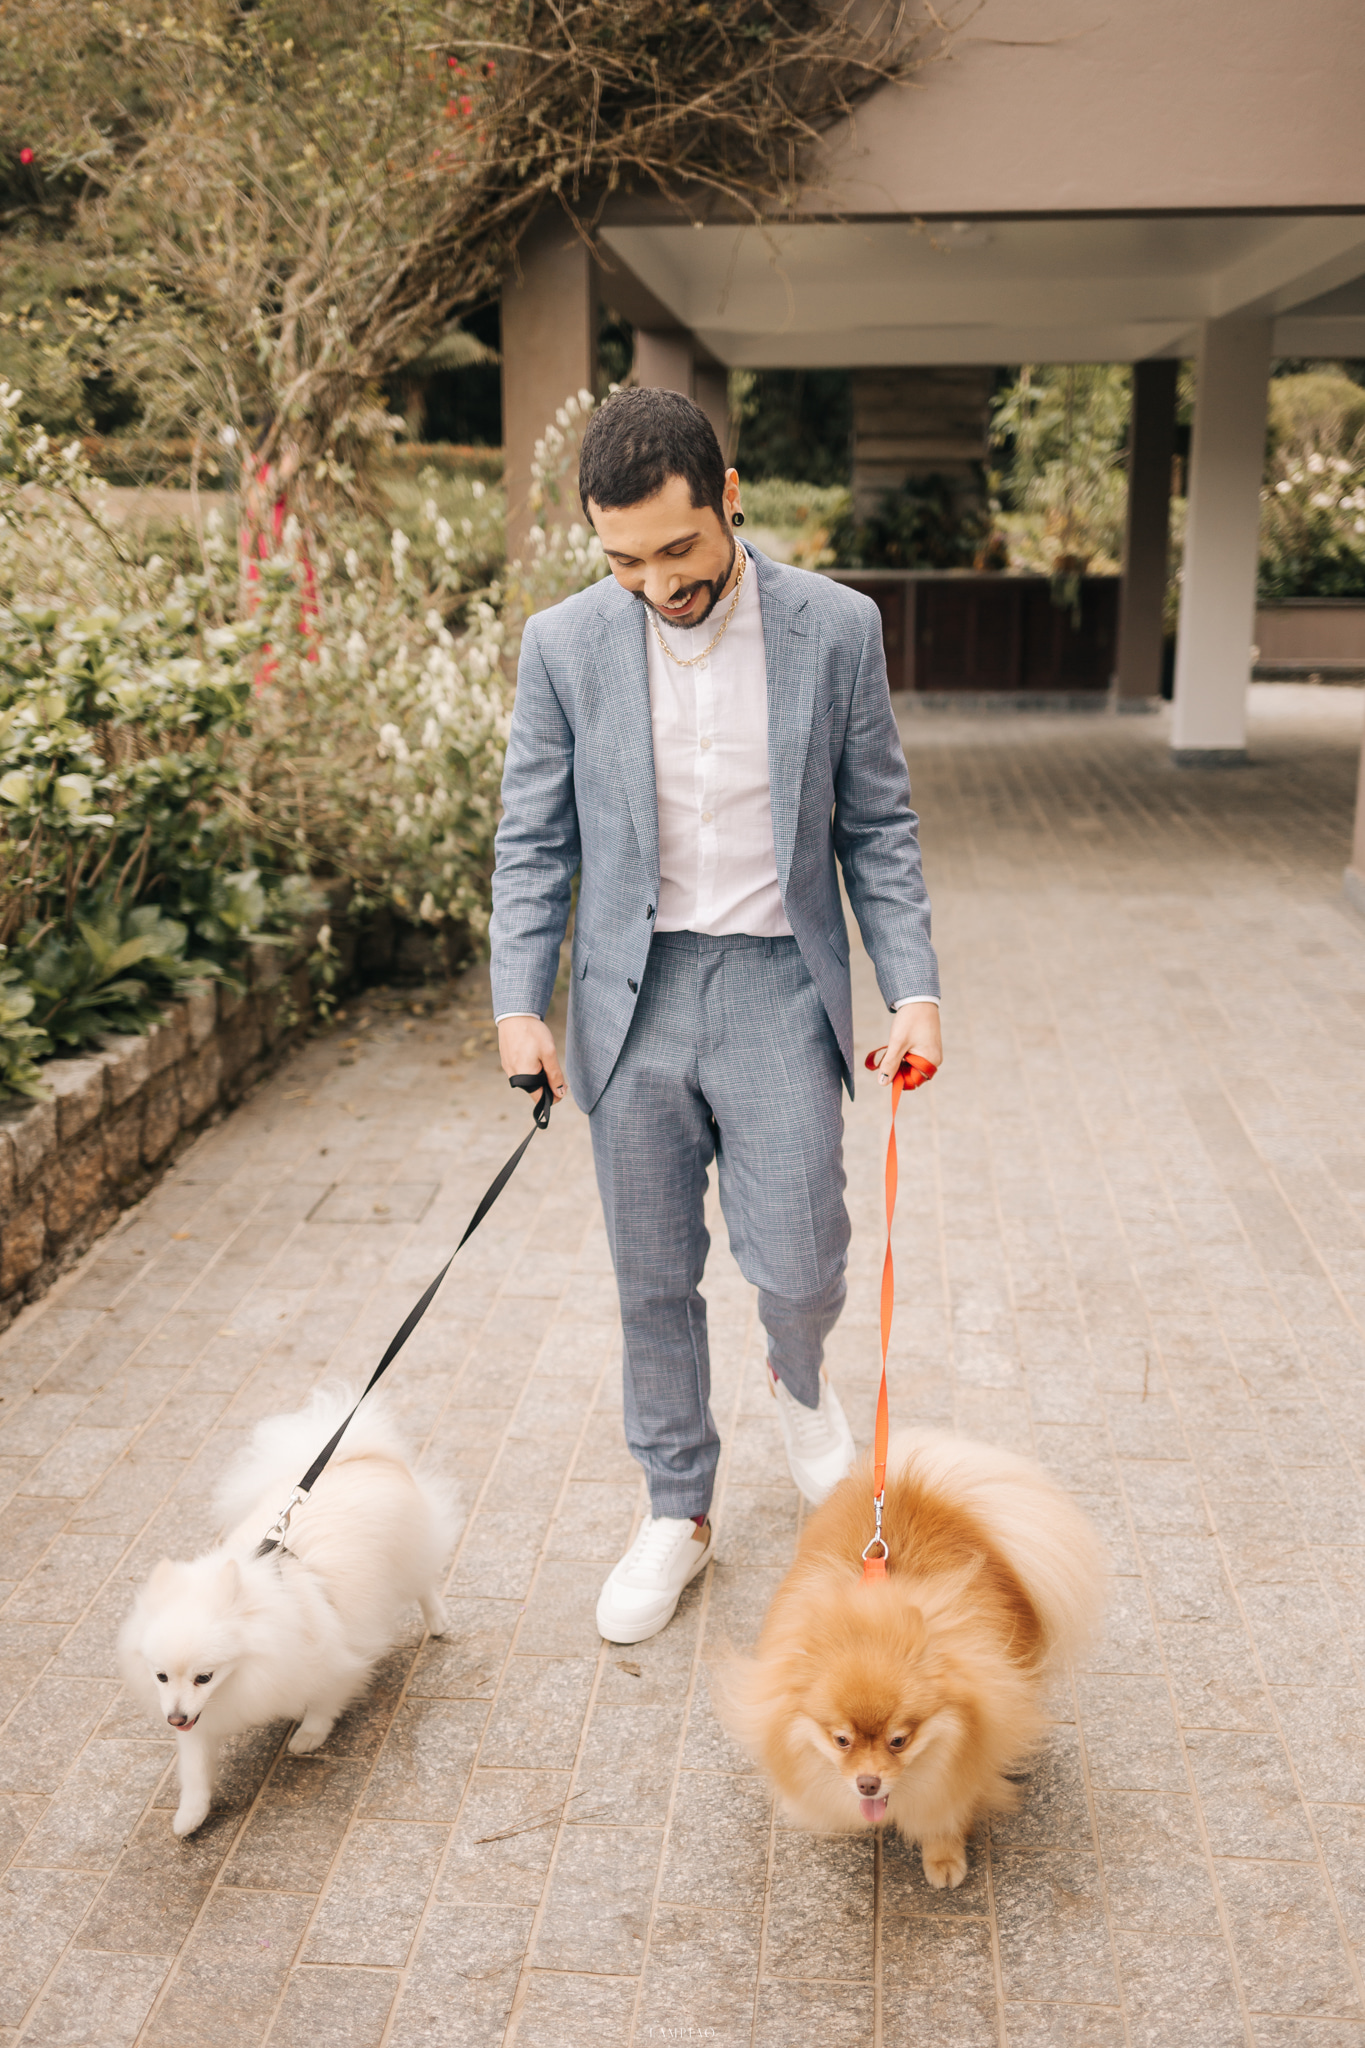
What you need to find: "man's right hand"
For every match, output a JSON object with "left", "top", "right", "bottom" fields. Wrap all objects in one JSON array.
[{"left": 497, "top": 1016, "right": 567, "bottom": 1101}]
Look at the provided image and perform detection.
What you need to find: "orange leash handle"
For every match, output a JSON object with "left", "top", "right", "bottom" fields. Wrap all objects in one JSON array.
[{"left": 860, "top": 1050, "right": 938, "bottom": 1580}]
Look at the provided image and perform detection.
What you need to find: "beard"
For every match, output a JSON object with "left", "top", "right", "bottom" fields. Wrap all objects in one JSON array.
[{"left": 636, "top": 539, "right": 737, "bottom": 628}]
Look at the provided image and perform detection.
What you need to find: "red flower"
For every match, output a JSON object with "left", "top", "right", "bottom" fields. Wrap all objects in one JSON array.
[
  {"left": 19, "top": 146, "right": 34, "bottom": 165},
  {"left": 459, "top": 95, "right": 472, "bottom": 115}
]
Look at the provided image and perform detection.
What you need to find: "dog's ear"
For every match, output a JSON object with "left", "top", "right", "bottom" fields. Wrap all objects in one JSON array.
[
  {"left": 149, "top": 1559, "right": 179, "bottom": 1596},
  {"left": 216, "top": 1557, "right": 242, "bottom": 1606}
]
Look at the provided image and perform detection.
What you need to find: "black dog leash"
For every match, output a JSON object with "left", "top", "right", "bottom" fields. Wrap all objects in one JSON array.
[{"left": 254, "top": 1071, "right": 554, "bottom": 1559}]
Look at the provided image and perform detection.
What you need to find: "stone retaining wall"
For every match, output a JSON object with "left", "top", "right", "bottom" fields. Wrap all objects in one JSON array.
[{"left": 0, "top": 944, "right": 312, "bottom": 1329}]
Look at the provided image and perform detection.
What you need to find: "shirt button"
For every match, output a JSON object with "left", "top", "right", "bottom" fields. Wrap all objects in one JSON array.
[
  {"left": 701, "top": 810, "right": 713, "bottom": 823},
  {"left": 700, "top": 736, "right": 712, "bottom": 750},
  {"left": 627, "top": 979, "right": 638, "bottom": 993}
]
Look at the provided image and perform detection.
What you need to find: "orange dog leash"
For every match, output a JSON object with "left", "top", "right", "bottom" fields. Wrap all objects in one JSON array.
[{"left": 860, "top": 1049, "right": 938, "bottom": 1580}]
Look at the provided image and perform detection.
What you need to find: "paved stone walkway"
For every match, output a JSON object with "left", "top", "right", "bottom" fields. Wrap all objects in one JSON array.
[{"left": 2, "top": 684, "right": 1365, "bottom": 2048}]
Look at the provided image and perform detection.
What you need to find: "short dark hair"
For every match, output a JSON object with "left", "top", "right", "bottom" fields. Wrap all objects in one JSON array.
[{"left": 578, "top": 387, "right": 726, "bottom": 523}]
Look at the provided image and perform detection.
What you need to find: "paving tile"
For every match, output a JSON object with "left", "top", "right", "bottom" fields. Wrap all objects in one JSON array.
[
  {"left": 1314, "top": 1805, "right": 1365, "bottom": 1947},
  {"left": 1215, "top": 1860, "right": 1362, "bottom": 2019},
  {"left": 1072, "top": 1673, "right": 1189, "bottom": 1791},
  {"left": 478, "top": 1657, "right": 596, "bottom": 1771},
  {"left": 69, "top": 1458, "right": 182, "bottom": 1535},
  {"left": 437, "top": 1767, "right": 573, "bottom": 1906},
  {"left": 264, "top": 1966, "right": 398, "bottom": 2048},
  {"left": 515, "top": 1559, "right": 609, "bottom": 1656},
  {"left": 1001, "top": 2005, "right": 1128, "bottom": 2047},
  {"left": 1160, "top": 1616, "right": 1275, "bottom": 1732},
  {"left": 304, "top": 1821, "right": 449, "bottom": 1966},
  {"left": 511, "top": 1972, "right": 638, "bottom": 2047},
  {"left": 638, "top": 1902, "right": 761, "bottom": 2047},
  {"left": 761, "top": 1831, "right": 876, "bottom": 1980},
  {"left": 141, "top": 1888, "right": 314, "bottom": 2048},
  {"left": 752, "top": 1978, "right": 876, "bottom": 2047},
  {"left": 19, "top": 1948, "right": 168, "bottom": 2047},
  {"left": 76, "top": 1807, "right": 237, "bottom": 1956},
  {"left": 1112, "top": 1928, "right": 1247, "bottom": 2047},
  {"left": 388, "top": 1900, "right": 533, "bottom": 2047},
  {"left": 1091, "top": 1789, "right": 1222, "bottom": 1937},
  {"left": 992, "top": 1850, "right": 1120, "bottom": 2005},
  {"left": 406, "top": 1598, "right": 520, "bottom": 1700},
  {"left": 1183, "top": 1728, "right": 1318, "bottom": 1858},
  {"left": 17, "top": 1738, "right": 169, "bottom": 1871},
  {"left": 220, "top": 1756, "right": 369, "bottom": 1893},
  {"left": 357, "top": 1697, "right": 485, "bottom": 1822},
  {"left": 1273, "top": 1688, "right": 1365, "bottom": 1805},
  {"left": 658, "top": 1768, "right": 771, "bottom": 1909},
  {"left": 2, "top": 1534, "right": 127, "bottom": 1624},
  {"left": 0, "top": 1679, "right": 118, "bottom": 1796},
  {"left": 532, "top": 1822, "right": 663, "bottom": 1974},
  {"left": 993, "top": 1726, "right": 1094, "bottom": 1852},
  {"left": 0, "top": 1866, "right": 105, "bottom": 2027}
]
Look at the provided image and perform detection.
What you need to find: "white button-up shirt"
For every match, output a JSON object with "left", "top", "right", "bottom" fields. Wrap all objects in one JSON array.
[{"left": 647, "top": 552, "right": 792, "bottom": 937}]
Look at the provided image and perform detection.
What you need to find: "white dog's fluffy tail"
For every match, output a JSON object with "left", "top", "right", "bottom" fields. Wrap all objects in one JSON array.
[
  {"left": 213, "top": 1385, "right": 456, "bottom": 1556},
  {"left": 887, "top": 1428, "right": 1105, "bottom": 1665}
]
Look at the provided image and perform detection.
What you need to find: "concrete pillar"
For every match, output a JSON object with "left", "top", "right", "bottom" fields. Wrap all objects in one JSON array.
[
  {"left": 633, "top": 333, "right": 732, "bottom": 467},
  {"left": 1346, "top": 719, "right": 1365, "bottom": 920},
  {"left": 634, "top": 329, "right": 694, "bottom": 396},
  {"left": 1170, "top": 317, "right": 1272, "bottom": 765},
  {"left": 501, "top": 226, "right": 597, "bottom": 562},
  {"left": 1114, "top": 358, "right": 1177, "bottom": 710},
  {"left": 693, "top": 364, "right": 731, "bottom": 464}
]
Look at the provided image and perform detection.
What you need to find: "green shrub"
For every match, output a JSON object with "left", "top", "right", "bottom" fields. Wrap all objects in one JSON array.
[
  {"left": 0, "top": 380, "right": 605, "bottom": 1097},
  {"left": 1259, "top": 420, "right": 1365, "bottom": 604},
  {"left": 829, "top": 473, "right": 989, "bottom": 571}
]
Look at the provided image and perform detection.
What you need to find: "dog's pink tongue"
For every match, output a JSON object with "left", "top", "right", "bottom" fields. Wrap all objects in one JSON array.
[{"left": 860, "top": 1796, "right": 888, "bottom": 1824}]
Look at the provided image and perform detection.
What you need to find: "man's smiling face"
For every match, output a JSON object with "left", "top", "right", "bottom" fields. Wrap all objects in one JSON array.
[{"left": 587, "top": 469, "right": 744, "bottom": 630}]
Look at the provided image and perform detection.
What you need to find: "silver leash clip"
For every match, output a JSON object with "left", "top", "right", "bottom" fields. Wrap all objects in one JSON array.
[
  {"left": 259, "top": 1486, "right": 307, "bottom": 1556},
  {"left": 861, "top": 1491, "right": 889, "bottom": 1565}
]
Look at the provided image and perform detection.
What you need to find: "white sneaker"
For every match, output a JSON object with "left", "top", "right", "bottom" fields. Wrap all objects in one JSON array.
[
  {"left": 596, "top": 1514, "right": 714, "bottom": 1645},
  {"left": 769, "top": 1368, "right": 856, "bottom": 1504}
]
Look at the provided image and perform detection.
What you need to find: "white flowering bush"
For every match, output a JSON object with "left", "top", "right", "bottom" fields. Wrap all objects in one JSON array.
[
  {"left": 0, "top": 380, "right": 606, "bottom": 1094},
  {"left": 1260, "top": 432, "right": 1365, "bottom": 604}
]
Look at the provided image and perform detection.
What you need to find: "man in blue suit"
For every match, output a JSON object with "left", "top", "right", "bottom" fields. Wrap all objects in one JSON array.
[{"left": 491, "top": 389, "right": 940, "bottom": 1642}]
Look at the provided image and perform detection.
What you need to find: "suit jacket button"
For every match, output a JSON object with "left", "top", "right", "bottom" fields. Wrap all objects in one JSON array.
[
  {"left": 645, "top": 905, "right": 655, "bottom": 920},
  {"left": 627, "top": 979, "right": 638, "bottom": 993}
]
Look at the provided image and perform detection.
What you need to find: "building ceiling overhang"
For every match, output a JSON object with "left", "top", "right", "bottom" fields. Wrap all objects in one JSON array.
[{"left": 598, "top": 213, "right": 1365, "bottom": 368}]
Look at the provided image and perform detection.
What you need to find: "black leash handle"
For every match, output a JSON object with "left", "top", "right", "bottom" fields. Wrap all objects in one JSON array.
[{"left": 255, "top": 1071, "right": 555, "bottom": 1557}]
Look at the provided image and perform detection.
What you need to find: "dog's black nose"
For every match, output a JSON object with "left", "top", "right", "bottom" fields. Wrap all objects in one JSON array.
[{"left": 856, "top": 1773, "right": 882, "bottom": 1796}]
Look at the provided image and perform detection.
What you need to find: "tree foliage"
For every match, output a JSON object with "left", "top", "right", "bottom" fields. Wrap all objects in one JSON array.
[{"left": 2, "top": 0, "right": 938, "bottom": 500}]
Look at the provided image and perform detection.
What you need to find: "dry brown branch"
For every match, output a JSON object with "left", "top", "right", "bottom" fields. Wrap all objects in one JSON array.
[{"left": 3, "top": 0, "right": 954, "bottom": 498}]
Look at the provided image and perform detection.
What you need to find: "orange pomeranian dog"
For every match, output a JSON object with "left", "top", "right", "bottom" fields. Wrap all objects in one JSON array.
[{"left": 719, "top": 1428, "right": 1104, "bottom": 1889}]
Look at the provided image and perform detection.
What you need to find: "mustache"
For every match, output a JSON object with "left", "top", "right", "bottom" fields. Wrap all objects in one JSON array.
[{"left": 633, "top": 542, "right": 737, "bottom": 626}]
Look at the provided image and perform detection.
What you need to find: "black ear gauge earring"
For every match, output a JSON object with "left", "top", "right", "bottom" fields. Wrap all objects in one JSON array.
[{"left": 732, "top": 510, "right": 746, "bottom": 527}]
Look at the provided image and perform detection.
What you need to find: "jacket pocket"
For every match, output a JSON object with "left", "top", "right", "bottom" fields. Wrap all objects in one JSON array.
[
  {"left": 827, "top": 923, "right": 850, "bottom": 966},
  {"left": 575, "top": 950, "right": 591, "bottom": 981}
]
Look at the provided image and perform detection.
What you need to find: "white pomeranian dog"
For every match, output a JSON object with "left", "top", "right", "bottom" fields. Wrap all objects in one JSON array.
[{"left": 118, "top": 1388, "right": 456, "bottom": 1836}]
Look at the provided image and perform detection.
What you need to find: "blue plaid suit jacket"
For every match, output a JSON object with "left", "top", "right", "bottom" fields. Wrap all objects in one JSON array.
[{"left": 489, "top": 544, "right": 939, "bottom": 1112}]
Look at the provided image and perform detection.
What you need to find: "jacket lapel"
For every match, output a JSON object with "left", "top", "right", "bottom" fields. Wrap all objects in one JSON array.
[
  {"left": 754, "top": 548, "right": 817, "bottom": 892},
  {"left": 596, "top": 583, "right": 660, "bottom": 889}
]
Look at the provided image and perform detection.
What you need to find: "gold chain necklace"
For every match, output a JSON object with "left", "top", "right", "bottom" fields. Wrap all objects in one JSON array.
[{"left": 649, "top": 546, "right": 747, "bottom": 668}]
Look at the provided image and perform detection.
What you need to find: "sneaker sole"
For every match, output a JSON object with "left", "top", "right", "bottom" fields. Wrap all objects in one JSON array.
[{"left": 595, "top": 1531, "right": 713, "bottom": 1645}]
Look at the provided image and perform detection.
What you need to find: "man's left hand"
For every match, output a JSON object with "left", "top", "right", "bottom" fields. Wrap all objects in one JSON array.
[{"left": 876, "top": 1001, "right": 943, "bottom": 1086}]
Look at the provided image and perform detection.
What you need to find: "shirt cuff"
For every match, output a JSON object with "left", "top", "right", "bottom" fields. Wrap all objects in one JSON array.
[
  {"left": 493, "top": 1012, "right": 542, "bottom": 1024},
  {"left": 892, "top": 995, "right": 940, "bottom": 1011}
]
